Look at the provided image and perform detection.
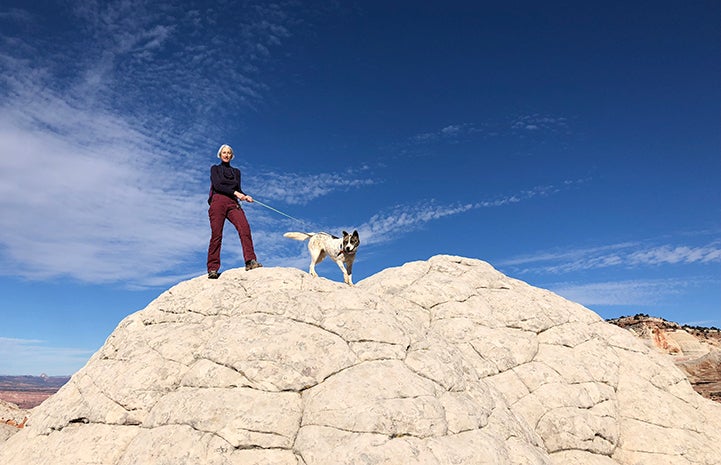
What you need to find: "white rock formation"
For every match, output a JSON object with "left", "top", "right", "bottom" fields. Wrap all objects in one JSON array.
[
  {"left": 2, "top": 255, "right": 720, "bottom": 464},
  {"left": 0, "top": 399, "right": 27, "bottom": 442}
]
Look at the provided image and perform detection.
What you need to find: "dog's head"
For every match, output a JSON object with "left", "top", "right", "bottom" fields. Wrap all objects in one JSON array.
[{"left": 341, "top": 230, "right": 360, "bottom": 255}]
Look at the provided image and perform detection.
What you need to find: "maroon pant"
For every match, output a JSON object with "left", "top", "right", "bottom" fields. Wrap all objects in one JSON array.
[{"left": 207, "top": 194, "right": 256, "bottom": 272}]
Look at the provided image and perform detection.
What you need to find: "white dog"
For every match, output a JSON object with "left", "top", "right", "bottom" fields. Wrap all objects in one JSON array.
[{"left": 284, "top": 231, "right": 360, "bottom": 285}]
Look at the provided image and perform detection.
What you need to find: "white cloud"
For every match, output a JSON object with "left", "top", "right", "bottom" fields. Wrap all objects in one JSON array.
[
  {"left": 511, "top": 113, "right": 569, "bottom": 133},
  {"left": 254, "top": 181, "right": 576, "bottom": 271},
  {"left": 0, "top": 2, "right": 339, "bottom": 287},
  {"left": 499, "top": 242, "right": 637, "bottom": 268},
  {"left": 355, "top": 181, "right": 577, "bottom": 246},
  {"left": 0, "top": 59, "right": 378, "bottom": 288},
  {"left": 0, "top": 337, "right": 93, "bottom": 376},
  {"left": 501, "top": 240, "right": 721, "bottom": 274},
  {"left": 475, "top": 182, "right": 573, "bottom": 208},
  {"left": 549, "top": 278, "right": 688, "bottom": 306},
  {"left": 407, "top": 114, "right": 570, "bottom": 146},
  {"left": 399, "top": 114, "right": 573, "bottom": 155},
  {"left": 358, "top": 202, "right": 476, "bottom": 245},
  {"left": 256, "top": 169, "right": 376, "bottom": 205},
  {"left": 0, "top": 93, "right": 208, "bottom": 285},
  {"left": 26, "top": 1, "right": 299, "bottom": 137},
  {"left": 628, "top": 245, "right": 721, "bottom": 265},
  {"left": 409, "top": 123, "right": 479, "bottom": 144}
]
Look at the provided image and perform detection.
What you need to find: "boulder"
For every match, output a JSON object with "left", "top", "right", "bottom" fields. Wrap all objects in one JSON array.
[{"left": 2, "top": 255, "right": 720, "bottom": 464}]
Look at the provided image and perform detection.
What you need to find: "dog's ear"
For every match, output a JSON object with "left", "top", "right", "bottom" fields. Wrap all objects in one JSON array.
[
  {"left": 352, "top": 230, "right": 359, "bottom": 239},
  {"left": 342, "top": 230, "right": 348, "bottom": 237}
]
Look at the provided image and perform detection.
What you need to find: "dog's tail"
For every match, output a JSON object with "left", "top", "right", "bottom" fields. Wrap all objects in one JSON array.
[{"left": 283, "top": 232, "right": 314, "bottom": 242}]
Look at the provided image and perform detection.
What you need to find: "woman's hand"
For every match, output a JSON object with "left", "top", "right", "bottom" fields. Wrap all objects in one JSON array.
[{"left": 235, "top": 192, "right": 254, "bottom": 203}]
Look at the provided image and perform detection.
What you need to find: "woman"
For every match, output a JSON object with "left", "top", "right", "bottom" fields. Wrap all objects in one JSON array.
[{"left": 206, "top": 144, "right": 262, "bottom": 278}]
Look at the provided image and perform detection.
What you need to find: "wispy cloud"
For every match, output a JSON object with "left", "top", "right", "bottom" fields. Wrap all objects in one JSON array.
[
  {"left": 502, "top": 241, "right": 721, "bottom": 274},
  {"left": 0, "top": 8, "right": 33, "bottom": 22},
  {"left": 0, "top": 41, "right": 215, "bottom": 285},
  {"left": 511, "top": 113, "right": 569, "bottom": 133},
  {"left": 403, "top": 113, "right": 571, "bottom": 148},
  {"left": 627, "top": 245, "right": 721, "bottom": 265},
  {"left": 256, "top": 180, "right": 582, "bottom": 275},
  {"left": 548, "top": 278, "right": 691, "bottom": 306},
  {"left": 0, "top": 2, "right": 300, "bottom": 143},
  {"left": 358, "top": 202, "right": 476, "bottom": 245},
  {"left": 0, "top": 2, "right": 341, "bottom": 287},
  {"left": 1, "top": 2, "right": 375, "bottom": 290},
  {"left": 408, "top": 123, "right": 481, "bottom": 144},
  {"left": 357, "top": 181, "right": 581, "bottom": 245},
  {"left": 0, "top": 337, "right": 93, "bottom": 376},
  {"left": 500, "top": 242, "right": 638, "bottom": 268},
  {"left": 254, "top": 169, "right": 376, "bottom": 205}
]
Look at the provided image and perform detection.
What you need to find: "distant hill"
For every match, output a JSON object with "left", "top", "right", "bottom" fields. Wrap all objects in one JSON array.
[
  {"left": 0, "top": 375, "right": 71, "bottom": 409},
  {"left": 607, "top": 314, "right": 721, "bottom": 403}
]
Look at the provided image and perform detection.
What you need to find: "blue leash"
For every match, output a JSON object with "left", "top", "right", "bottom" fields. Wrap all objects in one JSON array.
[{"left": 252, "top": 198, "right": 311, "bottom": 228}]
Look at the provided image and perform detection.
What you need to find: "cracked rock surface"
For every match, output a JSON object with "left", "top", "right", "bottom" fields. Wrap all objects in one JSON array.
[{"left": 2, "top": 255, "right": 720, "bottom": 464}]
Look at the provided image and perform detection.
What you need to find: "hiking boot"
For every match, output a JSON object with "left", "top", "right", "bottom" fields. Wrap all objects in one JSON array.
[
  {"left": 245, "top": 259, "right": 263, "bottom": 271},
  {"left": 208, "top": 270, "right": 220, "bottom": 279}
]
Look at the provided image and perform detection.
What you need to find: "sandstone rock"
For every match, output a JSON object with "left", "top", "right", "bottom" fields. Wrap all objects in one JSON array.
[
  {"left": 2, "top": 256, "right": 720, "bottom": 464},
  {"left": 609, "top": 315, "right": 721, "bottom": 402},
  {"left": 0, "top": 399, "right": 27, "bottom": 442}
]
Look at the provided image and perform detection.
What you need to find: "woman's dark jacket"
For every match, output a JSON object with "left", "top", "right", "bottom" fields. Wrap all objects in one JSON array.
[{"left": 208, "top": 162, "right": 244, "bottom": 204}]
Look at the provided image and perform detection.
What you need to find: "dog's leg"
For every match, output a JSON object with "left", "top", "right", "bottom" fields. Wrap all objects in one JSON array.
[
  {"left": 309, "top": 250, "right": 326, "bottom": 277},
  {"left": 309, "top": 254, "right": 318, "bottom": 277},
  {"left": 345, "top": 260, "right": 354, "bottom": 286},
  {"left": 309, "top": 260, "right": 317, "bottom": 277},
  {"left": 334, "top": 260, "right": 352, "bottom": 285}
]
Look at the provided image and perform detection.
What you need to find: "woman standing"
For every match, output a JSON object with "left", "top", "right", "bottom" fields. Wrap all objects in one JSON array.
[{"left": 206, "top": 144, "right": 262, "bottom": 279}]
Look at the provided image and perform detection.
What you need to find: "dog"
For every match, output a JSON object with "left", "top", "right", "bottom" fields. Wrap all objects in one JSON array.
[{"left": 284, "top": 230, "right": 360, "bottom": 285}]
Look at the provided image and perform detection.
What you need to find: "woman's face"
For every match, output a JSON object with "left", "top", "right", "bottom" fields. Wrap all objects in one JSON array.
[{"left": 220, "top": 147, "right": 233, "bottom": 162}]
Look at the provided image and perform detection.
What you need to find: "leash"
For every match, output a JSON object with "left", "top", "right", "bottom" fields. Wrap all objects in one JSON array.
[{"left": 252, "top": 198, "right": 310, "bottom": 227}]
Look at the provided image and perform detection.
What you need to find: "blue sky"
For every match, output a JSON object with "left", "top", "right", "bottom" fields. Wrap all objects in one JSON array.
[{"left": 0, "top": 1, "right": 719, "bottom": 376}]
